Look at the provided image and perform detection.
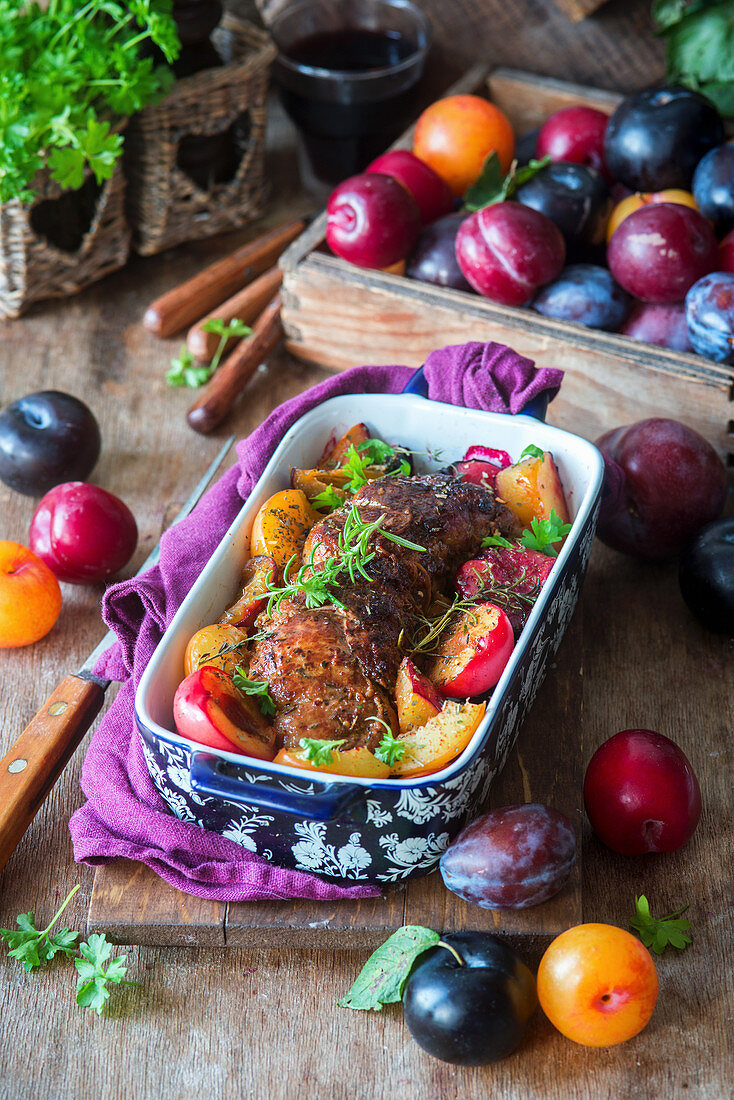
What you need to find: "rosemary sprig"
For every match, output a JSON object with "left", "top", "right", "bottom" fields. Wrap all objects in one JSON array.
[{"left": 264, "top": 502, "right": 426, "bottom": 615}]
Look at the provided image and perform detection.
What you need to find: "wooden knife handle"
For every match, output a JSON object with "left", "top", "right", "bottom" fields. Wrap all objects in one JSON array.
[
  {"left": 187, "top": 266, "right": 283, "bottom": 363},
  {"left": 0, "top": 675, "right": 106, "bottom": 873},
  {"left": 187, "top": 294, "right": 282, "bottom": 435},
  {"left": 143, "top": 219, "right": 303, "bottom": 338}
]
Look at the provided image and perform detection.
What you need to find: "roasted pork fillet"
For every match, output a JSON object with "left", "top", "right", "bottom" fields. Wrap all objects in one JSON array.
[{"left": 248, "top": 474, "right": 518, "bottom": 750}]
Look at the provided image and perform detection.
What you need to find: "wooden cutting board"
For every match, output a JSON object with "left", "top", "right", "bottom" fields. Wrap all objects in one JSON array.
[{"left": 87, "top": 611, "right": 583, "bottom": 956}]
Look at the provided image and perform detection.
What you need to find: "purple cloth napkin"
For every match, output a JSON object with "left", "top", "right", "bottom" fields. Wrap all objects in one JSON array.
[{"left": 69, "top": 342, "right": 563, "bottom": 902}]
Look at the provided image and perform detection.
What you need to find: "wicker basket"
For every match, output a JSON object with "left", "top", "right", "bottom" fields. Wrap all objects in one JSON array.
[
  {"left": 124, "top": 16, "right": 276, "bottom": 256},
  {"left": 0, "top": 151, "right": 130, "bottom": 321}
]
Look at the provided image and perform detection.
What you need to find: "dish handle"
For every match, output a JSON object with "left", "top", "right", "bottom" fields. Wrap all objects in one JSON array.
[
  {"left": 401, "top": 365, "right": 549, "bottom": 421},
  {"left": 189, "top": 752, "right": 365, "bottom": 821}
]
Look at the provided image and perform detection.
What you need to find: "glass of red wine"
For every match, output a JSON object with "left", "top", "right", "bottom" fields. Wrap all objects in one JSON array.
[{"left": 271, "top": 0, "right": 431, "bottom": 189}]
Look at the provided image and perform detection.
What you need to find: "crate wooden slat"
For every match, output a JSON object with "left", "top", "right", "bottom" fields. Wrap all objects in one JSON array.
[
  {"left": 279, "top": 67, "right": 734, "bottom": 469},
  {"left": 87, "top": 611, "right": 583, "bottom": 953}
]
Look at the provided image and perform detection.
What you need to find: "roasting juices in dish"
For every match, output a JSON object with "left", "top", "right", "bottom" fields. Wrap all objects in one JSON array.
[{"left": 172, "top": 425, "right": 573, "bottom": 780}]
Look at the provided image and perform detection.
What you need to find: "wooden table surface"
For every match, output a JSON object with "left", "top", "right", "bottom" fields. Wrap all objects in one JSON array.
[{"left": 1, "top": 107, "right": 732, "bottom": 1100}]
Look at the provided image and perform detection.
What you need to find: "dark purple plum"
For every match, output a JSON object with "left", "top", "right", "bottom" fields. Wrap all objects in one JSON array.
[
  {"left": 0, "top": 391, "right": 101, "bottom": 497},
  {"left": 515, "top": 127, "right": 540, "bottom": 167},
  {"left": 532, "top": 264, "right": 630, "bottom": 331},
  {"left": 685, "top": 272, "right": 734, "bottom": 363},
  {"left": 692, "top": 144, "right": 734, "bottom": 235},
  {"left": 604, "top": 83, "right": 724, "bottom": 192},
  {"left": 515, "top": 162, "right": 611, "bottom": 256},
  {"left": 679, "top": 519, "right": 734, "bottom": 635},
  {"left": 406, "top": 212, "right": 473, "bottom": 291},
  {"left": 403, "top": 933, "right": 537, "bottom": 1066},
  {"left": 607, "top": 203, "right": 718, "bottom": 303},
  {"left": 440, "top": 804, "right": 576, "bottom": 909},
  {"left": 621, "top": 301, "right": 692, "bottom": 352}
]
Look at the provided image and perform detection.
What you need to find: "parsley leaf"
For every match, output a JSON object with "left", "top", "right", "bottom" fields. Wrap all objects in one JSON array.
[
  {"left": 75, "top": 933, "right": 139, "bottom": 1015},
  {"left": 0, "top": 0, "right": 179, "bottom": 204},
  {"left": 375, "top": 730, "right": 407, "bottom": 767},
  {"left": 339, "top": 926, "right": 440, "bottom": 1010},
  {"left": 200, "top": 316, "right": 252, "bottom": 378},
  {"left": 1, "top": 884, "right": 80, "bottom": 972},
  {"left": 310, "top": 484, "right": 345, "bottom": 513},
  {"left": 480, "top": 533, "right": 515, "bottom": 550},
  {"left": 630, "top": 894, "right": 692, "bottom": 955},
  {"left": 166, "top": 346, "right": 212, "bottom": 388},
  {"left": 299, "top": 738, "right": 346, "bottom": 765},
  {"left": 463, "top": 152, "right": 551, "bottom": 212},
  {"left": 231, "top": 668, "right": 276, "bottom": 717},
  {"left": 520, "top": 510, "right": 572, "bottom": 557},
  {"left": 520, "top": 444, "right": 545, "bottom": 460}
]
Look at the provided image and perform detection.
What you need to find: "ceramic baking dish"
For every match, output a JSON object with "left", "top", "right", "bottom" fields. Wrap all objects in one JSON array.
[{"left": 135, "top": 392, "right": 604, "bottom": 883}]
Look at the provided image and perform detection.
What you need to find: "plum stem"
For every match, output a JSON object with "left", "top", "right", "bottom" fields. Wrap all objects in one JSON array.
[{"left": 437, "top": 940, "right": 465, "bottom": 966}]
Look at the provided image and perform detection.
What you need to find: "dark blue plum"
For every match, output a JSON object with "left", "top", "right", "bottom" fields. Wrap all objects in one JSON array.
[
  {"left": 531, "top": 264, "right": 630, "bottom": 331},
  {"left": 604, "top": 84, "right": 724, "bottom": 192},
  {"left": 406, "top": 212, "right": 473, "bottom": 292},
  {"left": 692, "top": 144, "right": 734, "bottom": 235},
  {"left": 515, "top": 127, "right": 540, "bottom": 168},
  {"left": 515, "top": 162, "right": 611, "bottom": 257},
  {"left": 686, "top": 272, "right": 734, "bottom": 363}
]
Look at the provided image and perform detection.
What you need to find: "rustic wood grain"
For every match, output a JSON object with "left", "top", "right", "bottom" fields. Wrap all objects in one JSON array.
[
  {"left": 281, "top": 255, "right": 734, "bottom": 465},
  {"left": 86, "top": 608, "right": 584, "bottom": 950},
  {"left": 0, "top": 82, "right": 731, "bottom": 1100}
]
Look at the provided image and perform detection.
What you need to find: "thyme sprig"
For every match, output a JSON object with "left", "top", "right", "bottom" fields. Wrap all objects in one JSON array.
[
  {"left": 264, "top": 502, "right": 426, "bottom": 615},
  {"left": 404, "top": 596, "right": 482, "bottom": 657}
]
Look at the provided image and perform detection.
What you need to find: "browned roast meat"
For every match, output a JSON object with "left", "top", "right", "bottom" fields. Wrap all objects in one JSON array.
[{"left": 248, "top": 474, "right": 518, "bottom": 750}]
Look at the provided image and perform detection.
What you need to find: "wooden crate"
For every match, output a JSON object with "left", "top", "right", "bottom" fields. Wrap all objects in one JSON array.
[{"left": 279, "top": 67, "right": 734, "bottom": 468}]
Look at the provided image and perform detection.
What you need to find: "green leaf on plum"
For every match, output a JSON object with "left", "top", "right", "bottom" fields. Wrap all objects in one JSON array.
[
  {"left": 630, "top": 894, "right": 692, "bottom": 955},
  {"left": 463, "top": 152, "right": 551, "bottom": 212},
  {"left": 520, "top": 444, "right": 545, "bottom": 460},
  {"left": 375, "top": 729, "right": 407, "bottom": 766},
  {"left": 339, "top": 926, "right": 440, "bottom": 1011},
  {"left": 520, "top": 511, "right": 572, "bottom": 557}
]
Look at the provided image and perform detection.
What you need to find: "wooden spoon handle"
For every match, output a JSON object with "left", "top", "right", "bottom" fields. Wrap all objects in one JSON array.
[
  {"left": 0, "top": 674, "right": 106, "bottom": 873},
  {"left": 186, "top": 266, "right": 283, "bottom": 363},
  {"left": 187, "top": 294, "right": 282, "bottom": 435},
  {"left": 143, "top": 219, "right": 303, "bottom": 338}
]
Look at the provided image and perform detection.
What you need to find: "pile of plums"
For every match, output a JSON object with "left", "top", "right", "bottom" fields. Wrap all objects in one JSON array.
[{"left": 325, "top": 83, "right": 734, "bottom": 365}]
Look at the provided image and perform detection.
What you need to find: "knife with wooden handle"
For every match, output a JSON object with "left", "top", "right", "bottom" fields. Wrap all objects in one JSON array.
[
  {"left": 186, "top": 265, "right": 283, "bottom": 363},
  {"left": 187, "top": 294, "right": 282, "bottom": 435},
  {"left": 143, "top": 218, "right": 304, "bottom": 338},
  {"left": 0, "top": 435, "right": 235, "bottom": 874}
]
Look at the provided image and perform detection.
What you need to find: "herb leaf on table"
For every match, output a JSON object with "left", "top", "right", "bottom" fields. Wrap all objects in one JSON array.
[
  {"left": 0, "top": 884, "right": 80, "bottom": 971},
  {"left": 75, "top": 933, "right": 139, "bottom": 1015},
  {"left": 630, "top": 894, "right": 692, "bottom": 954}
]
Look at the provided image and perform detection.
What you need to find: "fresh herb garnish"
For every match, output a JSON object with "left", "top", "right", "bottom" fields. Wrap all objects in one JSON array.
[
  {"left": 299, "top": 737, "right": 346, "bottom": 765},
  {"left": 0, "top": 884, "right": 80, "bottom": 971},
  {"left": 167, "top": 317, "right": 251, "bottom": 389},
  {"left": 265, "top": 502, "right": 426, "bottom": 614},
  {"left": 520, "top": 444, "right": 545, "bottom": 460},
  {"left": 463, "top": 151, "right": 552, "bottom": 212},
  {"left": 406, "top": 595, "right": 480, "bottom": 657},
  {"left": 375, "top": 729, "right": 407, "bottom": 767},
  {"left": 0, "top": 0, "right": 179, "bottom": 204},
  {"left": 310, "top": 484, "right": 345, "bottom": 513},
  {"left": 630, "top": 894, "right": 692, "bottom": 955},
  {"left": 75, "top": 933, "right": 139, "bottom": 1015},
  {"left": 231, "top": 668, "right": 276, "bottom": 716},
  {"left": 339, "top": 926, "right": 442, "bottom": 1010},
  {"left": 480, "top": 533, "right": 514, "bottom": 549},
  {"left": 166, "top": 346, "right": 212, "bottom": 388},
  {"left": 340, "top": 441, "right": 411, "bottom": 495},
  {"left": 653, "top": 0, "right": 734, "bottom": 116},
  {"left": 520, "top": 511, "right": 572, "bottom": 557}
]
